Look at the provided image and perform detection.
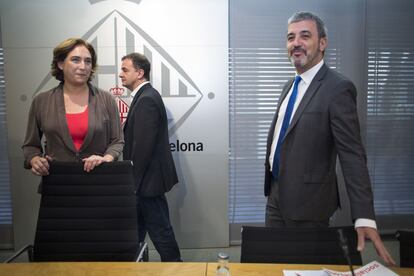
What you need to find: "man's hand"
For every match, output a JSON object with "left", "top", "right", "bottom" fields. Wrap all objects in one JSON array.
[
  {"left": 356, "top": 227, "right": 396, "bottom": 266},
  {"left": 30, "top": 155, "right": 53, "bottom": 176},
  {"left": 82, "top": 154, "right": 114, "bottom": 172}
]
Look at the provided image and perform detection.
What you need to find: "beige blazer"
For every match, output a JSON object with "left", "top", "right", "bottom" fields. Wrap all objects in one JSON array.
[{"left": 22, "top": 83, "right": 124, "bottom": 169}]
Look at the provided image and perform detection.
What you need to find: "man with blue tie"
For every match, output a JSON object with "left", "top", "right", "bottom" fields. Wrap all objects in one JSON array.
[{"left": 264, "top": 11, "right": 395, "bottom": 265}]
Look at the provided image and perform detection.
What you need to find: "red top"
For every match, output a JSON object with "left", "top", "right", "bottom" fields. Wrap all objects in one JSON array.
[{"left": 66, "top": 106, "right": 89, "bottom": 151}]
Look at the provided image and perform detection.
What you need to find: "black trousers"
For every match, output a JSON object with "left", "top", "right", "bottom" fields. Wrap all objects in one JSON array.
[
  {"left": 136, "top": 194, "right": 182, "bottom": 262},
  {"left": 265, "top": 176, "right": 329, "bottom": 228}
]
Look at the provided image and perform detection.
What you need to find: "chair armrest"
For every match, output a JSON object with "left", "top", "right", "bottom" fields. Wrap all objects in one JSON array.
[
  {"left": 136, "top": 242, "right": 149, "bottom": 262},
  {"left": 4, "top": 245, "right": 34, "bottom": 263}
]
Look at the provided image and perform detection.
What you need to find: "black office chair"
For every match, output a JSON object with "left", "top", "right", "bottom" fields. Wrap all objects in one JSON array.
[
  {"left": 240, "top": 226, "right": 362, "bottom": 265},
  {"left": 6, "top": 161, "right": 147, "bottom": 262},
  {"left": 396, "top": 230, "right": 414, "bottom": 267}
]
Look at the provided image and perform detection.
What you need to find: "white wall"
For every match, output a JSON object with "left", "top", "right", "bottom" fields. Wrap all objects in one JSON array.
[{"left": 1, "top": 0, "right": 229, "bottom": 249}]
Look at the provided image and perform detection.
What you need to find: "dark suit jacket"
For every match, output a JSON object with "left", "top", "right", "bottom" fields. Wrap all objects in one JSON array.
[
  {"left": 264, "top": 64, "right": 375, "bottom": 222},
  {"left": 123, "top": 83, "right": 178, "bottom": 197}
]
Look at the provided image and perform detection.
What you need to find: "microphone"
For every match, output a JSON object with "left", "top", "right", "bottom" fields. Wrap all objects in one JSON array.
[{"left": 337, "top": 228, "right": 356, "bottom": 276}]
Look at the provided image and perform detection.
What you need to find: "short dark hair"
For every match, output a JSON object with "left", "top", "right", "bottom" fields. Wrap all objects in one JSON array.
[
  {"left": 288, "top": 11, "right": 328, "bottom": 39},
  {"left": 121, "top": 52, "right": 151, "bottom": 81},
  {"left": 51, "top": 38, "right": 97, "bottom": 82}
]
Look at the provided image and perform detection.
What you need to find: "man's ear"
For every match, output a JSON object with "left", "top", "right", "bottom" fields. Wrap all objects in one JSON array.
[
  {"left": 137, "top": 68, "right": 145, "bottom": 79},
  {"left": 319, "top": 37, "right": 327, "bottom": 52}
]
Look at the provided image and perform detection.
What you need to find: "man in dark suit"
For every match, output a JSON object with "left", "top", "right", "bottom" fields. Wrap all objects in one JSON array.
[
  {"left": 120, "top": 53, "right": 181, "bottom": 262},
  {"left": 264, "top": 11, "right": 395, "bottom": 265}
]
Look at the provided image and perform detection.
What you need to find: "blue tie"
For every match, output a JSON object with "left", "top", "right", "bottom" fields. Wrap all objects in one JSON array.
[{"left": 272, "top": 75, "right": 302, "bottom": 179}]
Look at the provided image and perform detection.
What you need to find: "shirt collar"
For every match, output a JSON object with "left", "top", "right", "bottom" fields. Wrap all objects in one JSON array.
[
  {"left": 131, "top": 81, "right": 150, "bottom": 97},
  {"left": 297, "top": 59, "right": 324, "bottom": 85}
]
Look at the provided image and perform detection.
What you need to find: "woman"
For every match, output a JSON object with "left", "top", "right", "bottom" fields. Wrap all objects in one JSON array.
[{"left": 22, "top": 38, "right": 123, "bottom": 175}]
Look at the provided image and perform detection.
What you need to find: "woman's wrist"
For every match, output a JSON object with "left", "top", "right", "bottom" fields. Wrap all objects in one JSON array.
[{"left": 102, "top": 154, "right": 114, "bottom": 162}]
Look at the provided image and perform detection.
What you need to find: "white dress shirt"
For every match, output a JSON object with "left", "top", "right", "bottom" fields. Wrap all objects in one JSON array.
[
  {"left": 269, "top": 60, "right": 324, "bottom": 169},
  {"left": 131, "top": 81, "right": 150, "bottom": 98}
]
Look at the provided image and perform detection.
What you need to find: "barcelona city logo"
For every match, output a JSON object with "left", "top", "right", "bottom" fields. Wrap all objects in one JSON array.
[{"left": 34, "top": 10, "right": 203, "bottom": 136}]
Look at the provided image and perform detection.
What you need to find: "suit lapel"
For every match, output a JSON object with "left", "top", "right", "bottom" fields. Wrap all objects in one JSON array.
[
  {"left": 79, "top": 85, "right": 96, "bottom": 151},
  {"left": 55, "top": 85, "right": 77, "bottom": 153},
  {"left": 124, "top": 83, "right": 150, "bottom": 128},
  {"left": 266, "top": 79, "right": 294, "bottom": 153},
  {"left": 284, "top": 64, "right": 329, "bottom": 138},
  {"left": 278, "top": 80, "right": 294, "bottom": 111}
]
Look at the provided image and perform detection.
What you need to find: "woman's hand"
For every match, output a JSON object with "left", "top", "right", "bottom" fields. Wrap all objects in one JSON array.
[
  {"left": 30, "top": 155, "right": 53, "bottom": 176},
  {"left": 82, "top": 154, "right": 114, "bottom": 172}
]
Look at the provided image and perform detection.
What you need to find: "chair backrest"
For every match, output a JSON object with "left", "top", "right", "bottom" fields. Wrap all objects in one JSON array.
[
  {"left": 396, "top": 230, "right": 414, "bottom": 267},
  {"left": 33, "top": 161, "right": 139, "bottom": 262},
  {"left": 240, "top": 226, "right": 362, "bottom": 265}
]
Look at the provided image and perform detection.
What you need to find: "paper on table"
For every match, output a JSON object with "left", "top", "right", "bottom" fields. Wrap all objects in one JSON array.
[
  {"left": 283, "top": 270, "right": 329, "bottom": 276},
  {"left": 323, "top": 261, "right": 398, "bottom": 276},
  {"left": 283, "top": 261, "right": 398, "bottom": 276}
]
